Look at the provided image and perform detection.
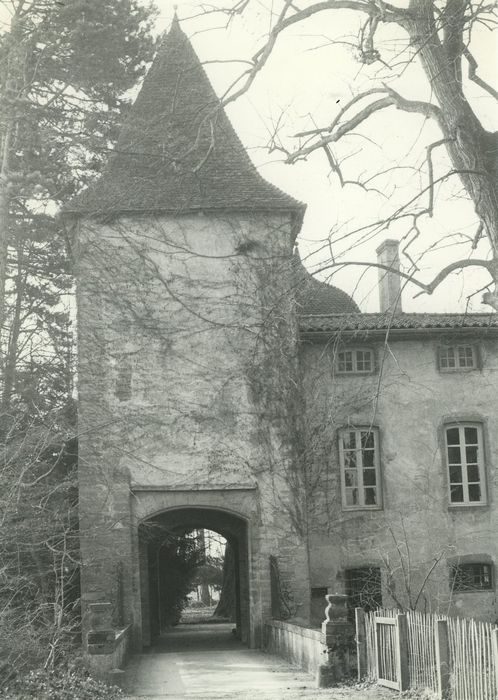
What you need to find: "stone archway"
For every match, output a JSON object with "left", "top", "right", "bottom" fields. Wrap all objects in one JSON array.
[
  {"left": 129, "top": 488, "right": 266, "bottom": 651},
  {"left": 138, "top": 506, "right": 250, "bottom": 647}
]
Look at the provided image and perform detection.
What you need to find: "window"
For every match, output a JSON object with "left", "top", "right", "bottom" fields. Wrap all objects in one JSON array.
[
  {"left": 451, "top": 563, "right": 493, "bottom": 592},
  {"left": 345, "top": 567, "right": 382, "bottom": 621},
  {"left": 337, "top": 348, "right": 374, "bottom": 374},
  {"left": 438, "top": 344, "right": 477, "bottom": 371},
  {"left": 445, "top": 423, "right": 487, "bottom": 505},
  {"left": 115, "top": 356, "right": 133, "bottom": 401},
  {"left": 339, "top": 428, "right": 381, "bottom": 508}
]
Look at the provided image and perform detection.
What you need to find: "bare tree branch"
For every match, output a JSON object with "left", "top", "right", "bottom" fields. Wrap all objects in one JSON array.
[
  {"left": 471, "top": 221, "right": 485, "bottom": 249},
  {"left": 310, "top": 257, "right": 494, "bottom": 299},
  {"left": 381, "top": 85, "right": 443, "bottom": 121},
  {"left": 220, "top": 0, "right": 409, "bottom": 106},
  {"left": 463, "top": 46, "right": 498, "bottom": 101},
  {"left": 426, "top": 138, "right": 453, "bottom": 216},
  {"left": 286, "top": 87, "right": 442, "bottom": 164},
  {"left": 412, "top": 258, "right": 494, "bottom": 297}
]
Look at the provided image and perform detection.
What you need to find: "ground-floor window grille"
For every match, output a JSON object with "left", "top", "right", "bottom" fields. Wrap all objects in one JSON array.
[
  {"left": 345, "top": 566, "right": 382, "bottom": 621},
  {"left": 451, "top": 563, "right": 493, "bottom": 591}
]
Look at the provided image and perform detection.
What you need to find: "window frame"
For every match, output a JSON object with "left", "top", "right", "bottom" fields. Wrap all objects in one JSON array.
[
  {"left": 336, "top": 347, "right": 376, "bottom": 375},
  {"left": 437, "top": 343, "right": 479, "bottom": 373},
  {"left": 338, "top": 426, "right": 382, "bottom": 510},
  {"left": 444, "top": 422, "right": 487, "bottom": 507},
  {"left": 450, "top": 562, "right": 494, "bottom": 593}
]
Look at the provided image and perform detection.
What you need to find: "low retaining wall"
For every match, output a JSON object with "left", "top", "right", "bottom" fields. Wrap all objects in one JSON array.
[
  {"left": 264, "top": 619, "right": 326, "bottom": 675},
  {"left": 86, "top": 625, "right": 131, "bottom": 683}
]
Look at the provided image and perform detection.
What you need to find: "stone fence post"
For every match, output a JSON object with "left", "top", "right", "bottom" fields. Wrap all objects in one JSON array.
[{"left": 317, "top": 594, "right": 355, "bottom": 688}]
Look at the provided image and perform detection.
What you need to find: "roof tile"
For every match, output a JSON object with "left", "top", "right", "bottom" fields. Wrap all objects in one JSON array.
[
  {"left": 65, "top": 18, "right": 304, "bottom": 218},
  {"left": 293, "top": 252, "right": 360, "bottom": 314}
]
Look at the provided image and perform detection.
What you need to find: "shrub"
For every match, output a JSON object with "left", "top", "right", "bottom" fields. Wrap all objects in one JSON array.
[{"left": 2, "top": 667, "right": 122, "bottom": 700}]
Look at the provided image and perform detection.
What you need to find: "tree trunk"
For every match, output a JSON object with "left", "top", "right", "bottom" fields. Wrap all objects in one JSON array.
[
  {"left": 0, "top": 9, "right": 27, "bottom": 380},
  {"left": 2, "top": 240, "right": 25, "bottom": 409},
  {"left": 0, "top": 125, "right": 12, "bottom": 354},
  {"left": 213, "top": 542, "right": 236, "bottom": 620},
  {"left": 407, "top": 1, "right": 498, "bottom": 260},
  {"left": 200, "top": 582, "right": 211, "bottom": 606},
  {"left": 197, "top": 529, "right": 212, "bottom": 605}
]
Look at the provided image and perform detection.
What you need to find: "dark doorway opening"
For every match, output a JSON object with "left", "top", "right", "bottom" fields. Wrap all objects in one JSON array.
[{"left": 139, "top": 507, "right": 249, "bottom": 648}]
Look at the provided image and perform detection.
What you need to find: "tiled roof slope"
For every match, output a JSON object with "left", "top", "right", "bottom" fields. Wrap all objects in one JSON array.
[
  {"left": 299, "top": 312, "right": 498, "bottom": 333},
  {"left": 65, "top": 17, "right": 304, "bottom": 218},
  {"left": 293, "top": 252, "right": 360, "bottom": 314}
]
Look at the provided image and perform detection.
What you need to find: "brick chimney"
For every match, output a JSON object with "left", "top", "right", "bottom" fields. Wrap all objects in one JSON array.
[{"left": 376, "top": 239, "right": 402, "bottom": 314}]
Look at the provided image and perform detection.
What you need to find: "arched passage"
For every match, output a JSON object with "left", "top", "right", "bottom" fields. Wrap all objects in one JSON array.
[{"left": 138, "top": 507, "right": 250, "bottom": 647}]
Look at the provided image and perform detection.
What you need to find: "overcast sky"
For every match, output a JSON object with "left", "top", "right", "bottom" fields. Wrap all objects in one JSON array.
[
  {"left": 150, "top": 0, "right": 498, "bottom": 313},
  {"left": 2, "top": 1, "right": 496, "bottom": 313}
]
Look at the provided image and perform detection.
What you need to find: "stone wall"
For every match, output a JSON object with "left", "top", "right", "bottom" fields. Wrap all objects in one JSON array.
[
  {"left": 75, "top": 210, "right": 311, "bottom": 648},
  {"left": 265, "top": 619, "right": 326, "bottom": 674},
  {"left": 301, "top": 333, "right": 498, "bottom": 621},
  {"left": 86, "top": 626, "right": 131, "bottom": 683}
]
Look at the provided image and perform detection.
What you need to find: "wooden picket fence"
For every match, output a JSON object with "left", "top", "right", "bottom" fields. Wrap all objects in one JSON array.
[{"left": 358, "top": 608, "right": 498, "bottom": 699}]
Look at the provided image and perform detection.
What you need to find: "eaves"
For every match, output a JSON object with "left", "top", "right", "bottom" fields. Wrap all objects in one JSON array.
[{"left": 298, "top": 326, "right": 498, "bottom": 343}]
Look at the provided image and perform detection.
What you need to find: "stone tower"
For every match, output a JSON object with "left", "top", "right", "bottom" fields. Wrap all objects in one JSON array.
[{"left": 65, "top": 17, "right": 310, "bottom": 649}]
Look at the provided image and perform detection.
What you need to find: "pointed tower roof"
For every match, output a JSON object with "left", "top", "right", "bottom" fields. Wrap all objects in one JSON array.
[{"left": 65, "top": 18, "right": 305, "bottom": 222}]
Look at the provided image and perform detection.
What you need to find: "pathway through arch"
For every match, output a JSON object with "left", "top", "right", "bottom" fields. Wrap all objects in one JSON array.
[
  {"left": 121, "top": 621, "right": 316, "bottom": 698},
  {"left": 120, "top": 623, "right": 397, "bottom": 699}
]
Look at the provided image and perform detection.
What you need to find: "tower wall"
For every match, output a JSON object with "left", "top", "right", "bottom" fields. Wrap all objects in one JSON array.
[{"left": 76, "top": 210, "right": 310, "bottom": 648}]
